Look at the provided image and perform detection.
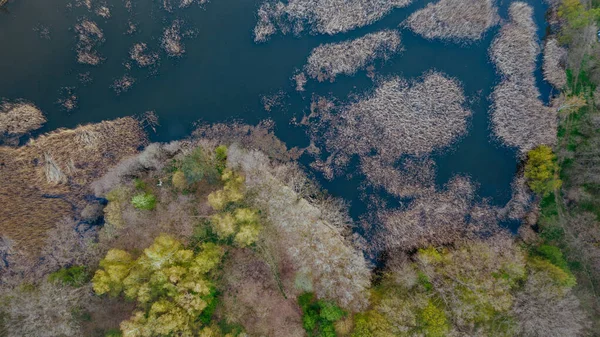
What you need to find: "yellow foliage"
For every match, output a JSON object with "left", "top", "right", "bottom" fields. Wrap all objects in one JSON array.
[
  {"left": 234, "top": 223, "right": 261, "bottom": 247},
  {"left": 93, "top": 235, "right": 225, "bottom": 336},
  {"left": 418, "top": 301, "right": 449, "bottom": 337},
  {"left": 172, "top": 170, "right": 187, "bottom": 190},
  {"left": 525, "top": 145, "right": 562, "bottom": 196},
  {"left": 210, "top": 213, "right": 236, "bottom": 238}
]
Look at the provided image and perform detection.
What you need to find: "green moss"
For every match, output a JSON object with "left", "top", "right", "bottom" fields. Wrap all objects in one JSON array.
[
  {"left": 214, "top": 145, "right": 228, "bottom": 174},
  {"left": 104, "top": 329, "right": 123, "bottom": 337}
]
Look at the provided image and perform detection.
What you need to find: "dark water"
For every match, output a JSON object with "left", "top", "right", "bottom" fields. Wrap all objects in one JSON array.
[{"left": 0, "top": 0, "right": 550, "bottom": 226}]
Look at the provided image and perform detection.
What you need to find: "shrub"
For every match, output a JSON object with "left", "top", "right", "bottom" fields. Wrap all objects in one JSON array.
[
  {"left": 214, "top": 145, "right": 228, "bottom": 174},
  {"left": 131, "top": 193, "right": 156, "bottom": 210},
  {"left": 181, "top": 147, "right": 219, "bottom": 184},
  {"left": 524, "top": 145, "right": 562, "bottom": 196},
  {"left": 171, "top": 170, "right": 187, "bottom": 190},
  {"left": 417, "top": 301, "right": 449, "bottom": 337},
  {"left": 298, "top": 293, "right": 347, "bottom": 337},
  {"left": 48, "top": 266, "right": 90, "bottom": 287}
]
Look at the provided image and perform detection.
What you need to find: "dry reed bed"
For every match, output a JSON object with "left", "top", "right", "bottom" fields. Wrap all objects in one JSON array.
[
  {"left": 75, "top": 19, "right": 105, "bottom": 65},
  {"left": 379, "top": 176, "right": 499, "bottom": 251},
  {"left": 304, "top": 30, "right": 402, "bottom": 83},
  {"left": 310, "top": 72, "right": 470, "bottom": 174},
  {"left": 543, "top": 38, "right": 567, "bottom": 89},
  {"left": 130, "top": 43, "right": 160, "bottom": 68},
  {"left": 489, "top": 2, "right": 557, "bottom": 153},
  {"left": 360, "top": 155, "right": 436, "bottom": 198},
  {"left": 0, "top": 117, "right": 146, "bottom": 254},
  {"left": 0, "top": 102, "right": 46, "bottom": 140},
  {"left": 254, "top": 0, "right": 413, "bottom": 42},
  {"left": 404, "top": 0, "right": 499, "bottom": 42},
  {"left": 162, "top": 20, "right": 185, "bottom": 57}
]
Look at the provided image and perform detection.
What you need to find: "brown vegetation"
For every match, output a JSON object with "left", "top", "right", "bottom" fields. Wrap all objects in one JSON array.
[
  {"left": 0, "top": 117, "right": 146, "bottom": 255},
  {"left": 308, "top": 71, "right": 470, "bottom": 193},
  {"left": 543, "top": 38, "right": 568, "bottom": 88},
  {"left": 253, "top": 0, "right": 413, "bottom": 42},
  {"left": 304, "top": 30, "right": 402, "bottom": 82},
  {"left": 162, "top": 20, "right": 185, "bottom": 57},
  {"left": 0, "top": 101, "right": 45, "bottom": 142},
  {"left": 217, "top": 248, "right": 304, "bottom": 336},
  {"left": 404, "top": 0, "right": 499, "bottom": 42},
  {"left": 130, "top": 43, "right": 159, "bottom": 68},
  {"left": 227, "top": 144, "right": 371, "bottom": 311},
  {"left": 379, "top": 176, "right": 498, "bottom": 251},
  {"left": 489, "top": 2, "right": 557, "bottom": 153},
  {"left": 75, "top": 19, "right": 105, "bottom": 65}
]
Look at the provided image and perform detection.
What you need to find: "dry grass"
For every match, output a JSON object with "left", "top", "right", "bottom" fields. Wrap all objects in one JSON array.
[
  {"left": 253, "top": 0, "right": 413, "bottom": 42},
  {"left": 305, "top": 30, "right": 402, "bottom": 82},
  {"left": 360, "top": 155, "right": 436, "bottom": 198},
  {"left": 543, "top": 38, "right": 568, "bottom": 89},
  {"left": 308, "top": 72, "right": 470, "bottom": 180},
  {"left": 161, "top": 20, "right": 185, "bottom": 57},
  {"left": 0, "top": 117, "right": 146, "bottom": 255},
  {"left": 489, "top": 2, "right": 557, "bottom": 153},
  {"left": 75, "top": 19, "right": 105, "bottom": 65},
  {"left": 193, "top": 120, "right": 303, "bottom": 162},
  {"left": 490, "top": 2, "right": 538, "bottom": 79},
  {"left": 130, "top": 43, "right": 159, "bottom": 68},
  {"left": 379, "top": 176, "right": 499, "bottom": 251},
  {"left": 111, "top": 75, "right": 136, "bottom": 94},
  {"left": 0, "top": 101, "right": 46, "bottom": 139},
  {"left": 404, "top": 0, "right": 499, "bottom": 42}
]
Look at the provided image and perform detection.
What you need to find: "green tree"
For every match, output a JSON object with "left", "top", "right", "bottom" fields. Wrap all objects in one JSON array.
[
  {"left": 131, "top": 193, "right": 157, "bottom": 210},
  {"left": 525, "top": 145, "right": 562, "bottom": 196},
  {"left": 92, "top": 234, "right": 224, "bottom": 337}
]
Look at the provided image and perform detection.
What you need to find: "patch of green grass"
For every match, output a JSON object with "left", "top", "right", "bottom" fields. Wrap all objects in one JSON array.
[{"left": 49, "top": 266, "right": 90, "bottom": 287}]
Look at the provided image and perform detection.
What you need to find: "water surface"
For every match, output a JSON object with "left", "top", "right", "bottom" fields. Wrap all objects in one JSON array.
[{"left": 0, "top": 0, "right": 551, "bottom": 226}]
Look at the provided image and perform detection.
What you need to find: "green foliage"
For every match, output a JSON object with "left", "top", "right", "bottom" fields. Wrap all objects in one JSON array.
[
  {"left": 214, "top": 145, "right": 228, "bottom": 174},
  {"left": 134, "top": 178, "right": 147, "bottom": 190},
  {"left": 298, "top": 292, "right": 347, "bottom": 337},
  {"left": 417, "top": 272, "right": 433, "bottom": 291},
  {"left": 528, "top": 257, "right": 577, "bottom": 288},
  {"left": 417, "top": 301, "right": 449, "bottom": 337},
  {"left": 131, "top": 193, "right": 156, "bottom": 210},
  {"left": 48, "top": 266, "right": 90, "bottom": 287},
  {"left": 525, "top": 145, "right": 562, "bottom": 196},
  {"left": 105, "top": 329, "right": 123, "bottom": 337},
  {"left": 536, "top": 245, "right": 570, "bottom": 271},
  {"left": 92, "top": 234, "right": 225, "bottom": 336},
  {"left": 558, "top": 0, "right": 600, "bottom": 29},
  {"left": 181, "top": 147, "right": 219, "bottom": 184}
]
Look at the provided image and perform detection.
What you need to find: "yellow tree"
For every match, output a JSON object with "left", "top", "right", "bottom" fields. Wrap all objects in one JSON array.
[{"left": 93, "top": 234, "right": 224, "bottom": 337}]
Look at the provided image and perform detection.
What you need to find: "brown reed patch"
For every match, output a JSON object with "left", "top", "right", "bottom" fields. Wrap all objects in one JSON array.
[
  {"left": 0, "top": 117, "right": 146, "bottom": 254},
  {"left": 404, "top": 0, "right": 499, "bottom": 42}
]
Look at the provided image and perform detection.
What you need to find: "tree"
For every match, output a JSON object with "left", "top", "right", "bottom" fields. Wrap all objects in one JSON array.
[
  {"left": 131, "top": 193, "right": 157, "bottom": 210},
  {"left": 92, "top": 234, "right": 224, "bottom": 337},
  {"left": 525, "top": 145, "right": 562, "bottom": 196}
]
